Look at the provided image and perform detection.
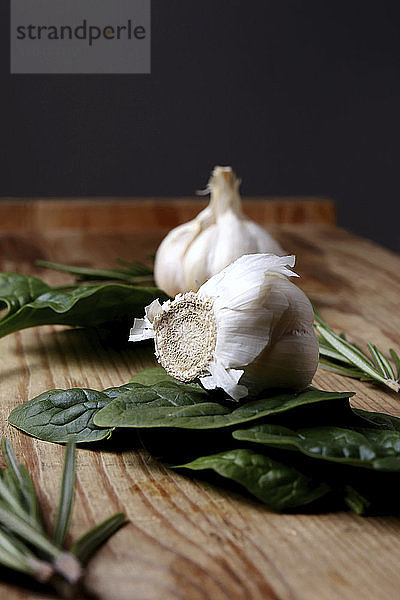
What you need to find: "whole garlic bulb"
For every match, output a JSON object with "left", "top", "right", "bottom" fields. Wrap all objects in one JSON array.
[
  {"left": 154, "top": 166, "right": 284, "bottom": 297},
  {"left": 130, "top": 254, "right": 318, "bottom": 401}
]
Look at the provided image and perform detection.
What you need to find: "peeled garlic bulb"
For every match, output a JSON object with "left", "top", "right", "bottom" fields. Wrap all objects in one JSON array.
[
  {"left": 130, "top": 254, "right": 318, "bottom": 401},
  {"left": 154, "top": 166, "right": 284, "bottom": 297}
]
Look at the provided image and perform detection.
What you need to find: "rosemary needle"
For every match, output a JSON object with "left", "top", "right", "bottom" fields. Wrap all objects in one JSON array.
[
  {"left": 314, "top": 308, "right": 400, "bottom": 393},
  {"left": 0, "top": 439, "right": 126, "bottom": 598}
]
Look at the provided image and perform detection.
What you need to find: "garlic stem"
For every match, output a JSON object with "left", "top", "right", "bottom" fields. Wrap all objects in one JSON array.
[{"left": 154, "top": 166, "right": 285, "bottom": 297}]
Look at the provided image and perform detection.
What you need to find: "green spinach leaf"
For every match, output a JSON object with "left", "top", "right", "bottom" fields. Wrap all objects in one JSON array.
[
  {"left": 175, "top": 448, "right": 331, "bottom": 511},
  {"left": 0, "top": 274, "right": 164, "bottom": 338},
  {"left": 94, "top": 372, "right": 352, "bottom": 429},
  {"left": 233, "top": 420, "right": 400, "bottom": 471},
  {"left": 353, "top": 408, "right": 400, "bottom": 431},
  {"left": 0, "top": 273, "right": 50, "bottom": 315},
  {"left": 9, "top": 365, "right": 352, "bottom": 442},
  {"left": 8, "top": 388, "right": 115, "bottom": 443},
  {"left": 343, "top": 485, "right": 372, "bottom": 515},
  {"left": 129, "top": 366, "right": 203, "bottom": 389}
]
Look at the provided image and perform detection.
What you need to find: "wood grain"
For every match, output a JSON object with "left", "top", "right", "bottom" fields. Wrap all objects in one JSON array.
[
  {"left": 0, "top": 197, "right": 336, "bottom": 232},
  {"left": 0, "top": 209, "right": 400, "bottom": 600}
]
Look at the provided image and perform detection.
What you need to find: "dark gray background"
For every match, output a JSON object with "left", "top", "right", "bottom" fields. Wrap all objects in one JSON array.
[{"left": 1, "top": 1, "right": 400, "bottom": 252}]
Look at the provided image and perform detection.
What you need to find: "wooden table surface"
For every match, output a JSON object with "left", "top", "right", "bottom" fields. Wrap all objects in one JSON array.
[{"left": 1, "top": 201, "right": 400, "bottom": 600}]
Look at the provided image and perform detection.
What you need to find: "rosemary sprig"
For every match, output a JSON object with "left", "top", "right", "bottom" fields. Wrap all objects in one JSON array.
[
  {"left": 1, "top": 439, "right": 42, "bottom": 530},
  {"left": 36, "top": 258, "right": 155, "bottom": 285},
  {"left": 314, "top": 309, "right": 400, "bottom": 392},
  {"left": 0, "top": 439, "right": 126, "bottom": 598},
  {"left": 0, "top": 439, "right": 44, "bottom": 532}
]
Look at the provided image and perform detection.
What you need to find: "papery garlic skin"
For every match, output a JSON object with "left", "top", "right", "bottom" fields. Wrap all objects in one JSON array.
[
  {"left": 154, "top": 166, "right": 284, "bottom": 297},
  {"left": 130, "top": 254, "right": 318, "bottom": 401}
]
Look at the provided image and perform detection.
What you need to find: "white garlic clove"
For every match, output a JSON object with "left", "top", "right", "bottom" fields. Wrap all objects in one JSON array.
[
  {"left": 154, "top": 166, "right": 285, "bottom": 296},
  {"left": 130, "top": 254, "right": 318, "bottom": 401}
]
